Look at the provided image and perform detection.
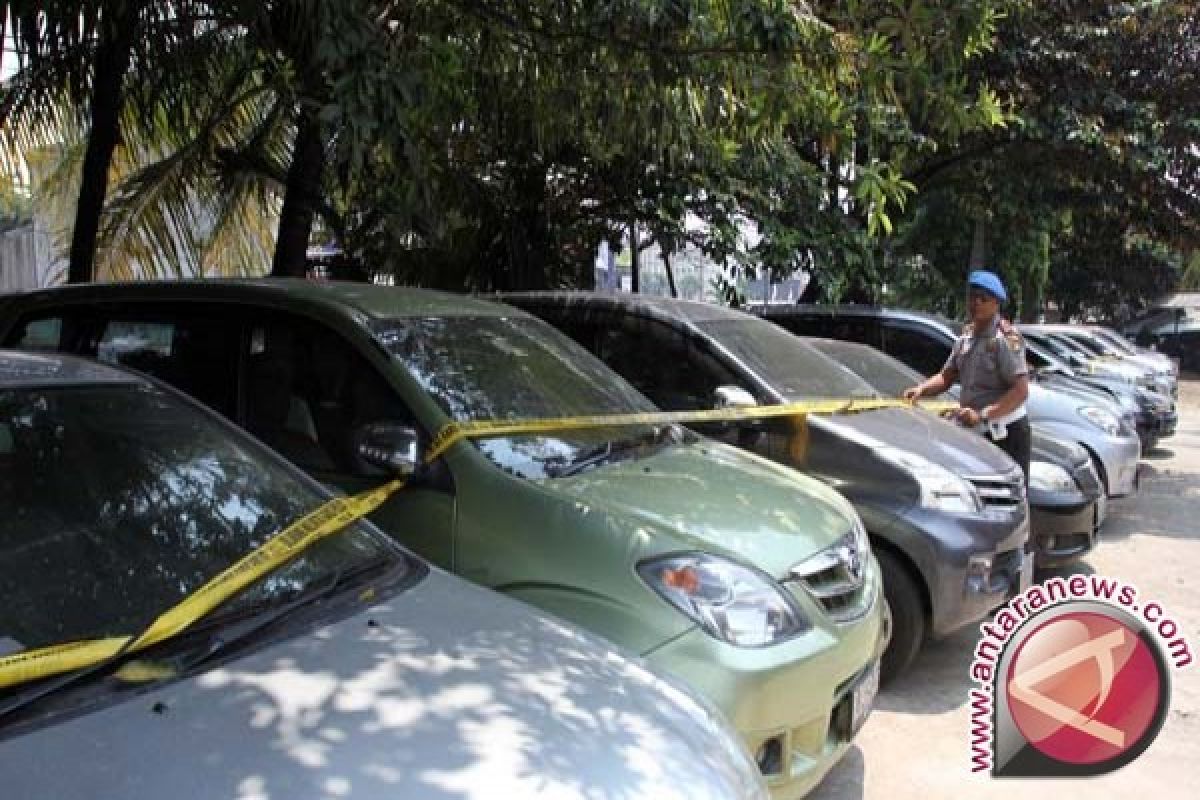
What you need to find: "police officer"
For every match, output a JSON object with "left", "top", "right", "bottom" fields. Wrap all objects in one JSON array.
[{"left": 903, "top": 270, "right": 1031, "bottom": 478}]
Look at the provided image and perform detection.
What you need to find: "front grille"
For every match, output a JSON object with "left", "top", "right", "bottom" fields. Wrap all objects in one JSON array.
[
  {"left": 786, "top": 531, "right": 870, "bottom": 623},
  {"left": 967, "top": 471, "right": 1024, "bottom": 512}
]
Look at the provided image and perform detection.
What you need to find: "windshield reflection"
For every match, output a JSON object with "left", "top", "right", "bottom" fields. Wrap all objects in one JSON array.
[
  {"left": 697, "top": 320, "right": 880, "bottom": 402},
  {"left": 375, "top": 317, "right": 683, "bottom": 479},
  {"left": 0, "top": 385, "right": 397, "bottom": 652}
]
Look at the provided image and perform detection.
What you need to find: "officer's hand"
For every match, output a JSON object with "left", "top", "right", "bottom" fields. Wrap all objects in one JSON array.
[
  {"left": 956, "top": 408, "right": 981, "bottom": 427},
  {"left": 902, "top": 386, "right": 922, "bottom": 403}
]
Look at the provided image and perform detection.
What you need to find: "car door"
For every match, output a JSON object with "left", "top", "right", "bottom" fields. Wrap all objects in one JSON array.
[{"left": 239, "top": 311, "right": 456, "bottom": 568}]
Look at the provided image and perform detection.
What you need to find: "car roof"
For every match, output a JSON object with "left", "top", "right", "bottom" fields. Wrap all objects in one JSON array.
[
  {"left": 12, "top": 279, "right": 529, "bottom": 321},
  {"left": 0, "top": 349, "right": 142, "bottom": 388},
  {"left": 498, "top": 290, "right": 754, "bottom": 328},
  {"left": 755, "top": 303, "right": 960, "bottom": 331}
]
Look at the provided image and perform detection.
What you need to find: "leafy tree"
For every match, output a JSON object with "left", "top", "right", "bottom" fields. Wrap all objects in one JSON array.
[{"left": 890, "top": 0, "right": 1200, "bottom": 320}]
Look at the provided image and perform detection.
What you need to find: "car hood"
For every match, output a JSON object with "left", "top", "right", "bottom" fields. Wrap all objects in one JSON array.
[
  {"left": 0, "top": 572, "right": 762, "bottom": 800},
  {"left": 545, "top": 440, "right": 856, "bottom": 580},
  {"left": 816, "top": 407, "right": 1015, "bottom": 477},
  {"left": 1031, "top": 429, "right": 1088, "bottom": 467}
]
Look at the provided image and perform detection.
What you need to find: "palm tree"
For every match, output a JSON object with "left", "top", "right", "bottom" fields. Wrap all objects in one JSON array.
[{"left": 0, "top": 1, "right": 350, "bottom": 281}]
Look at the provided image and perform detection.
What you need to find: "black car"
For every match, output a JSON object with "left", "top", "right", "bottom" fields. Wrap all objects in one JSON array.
[{"left": 806, "top": 337, "right": 1106, "bottom": 568}]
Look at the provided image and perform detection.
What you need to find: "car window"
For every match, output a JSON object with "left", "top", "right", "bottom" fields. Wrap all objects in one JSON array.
[
  {"left": 243, "top": 316, "right": 413, "bottom": 475},
  {"left": 87, "top": 312, "right": 241, "bottom": 418},
  {"left": 767, "top": 313, "right": 883, "bottom": 348},
  {"left": 881, "top": 324, "right": 952, "bottom": 377},
  {"left": 806, "top": 339, "right": 941, "bottom": 398},
  {"left": 0, "top": 382, "right": 400, "bottom": 652},
  {"left": 11, "top": 317, "right": 63, "bottom": 350},
  {"left": 597, "top": 319, "right": 745, "bottom": 411},
  {"left": 695, "top": 319, "right": 878, "bottom": 401},
  {"left": 1062, "top": 332, "right": 1111, "bottom": 356}
]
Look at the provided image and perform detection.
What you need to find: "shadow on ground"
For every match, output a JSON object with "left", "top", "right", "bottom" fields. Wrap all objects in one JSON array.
[{"left": 808, "top": 744, "right": 865, "bottom": 800}]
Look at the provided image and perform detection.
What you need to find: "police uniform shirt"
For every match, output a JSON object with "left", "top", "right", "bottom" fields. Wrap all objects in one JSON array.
[{"left": 944, "top": 316, "right": 1028, "bottom": 411}]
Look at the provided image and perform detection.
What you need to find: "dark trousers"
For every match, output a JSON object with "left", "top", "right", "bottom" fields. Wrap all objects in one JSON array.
[{"left": 987, "top": 416, "right": 1032, "bottom": 481}]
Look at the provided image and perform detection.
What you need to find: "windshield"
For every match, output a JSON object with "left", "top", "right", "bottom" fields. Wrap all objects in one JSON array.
[
  {"left": 1091, "top": 329, "right": 1137, "bottom": 355},
  {"left": 1060, "top": 332, "right": 1110, "bottom": 357},
  {"left": 805, "top": 339, "right": 940, "bottom": 399},
  {"left": 696, "top": 319, "right": 879, "bottom": 401},
  {"left": 0, "top": 384, "right": 399, "bottom": 653},
  {"left": 375, "top": 316, "right": 676, "bottom": 480},
  {"left": 1028, "top": 331, "right": 1080, "bottom": 361}
]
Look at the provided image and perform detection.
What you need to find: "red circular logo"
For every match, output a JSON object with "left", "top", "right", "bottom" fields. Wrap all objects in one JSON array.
[{"left": 1005, "top": 611, "right": 1163, "bottom": 765}]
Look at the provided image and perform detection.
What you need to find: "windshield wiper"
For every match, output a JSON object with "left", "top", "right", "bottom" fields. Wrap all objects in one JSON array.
[
  {"left": 0, "top": 556, "right": 399, "bottom": 725},
  {"left": 175, "top": 555, "right": 399, "bottom": 674},
  {"left": 554, "top": 424, "right": 679, "bottom": 478},
  {"left": 0, "top": 480, "right": 404, "bottom": 722}
]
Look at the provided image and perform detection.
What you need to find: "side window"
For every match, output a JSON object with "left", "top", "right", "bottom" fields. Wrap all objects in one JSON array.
[
  {"left": 92, "top": 312, "right": 241, "bottom": 418},
  {"left": 772, "top": 314, "right": 883, "bottom": 348},
  {"left": 596, "top": 319, "right": 739, "bottom": 411},
  {"left": 243, "top": 316, "right": 412, "bottom": 475},
  {"left": 826, "top": 316, "right": 882, "bottom": 348},
  {"left": 10, "top": 317, "right": 63, "bottom": 350},
  {"left": 883, "top": 324, "right": 952, "bottom": 377}
]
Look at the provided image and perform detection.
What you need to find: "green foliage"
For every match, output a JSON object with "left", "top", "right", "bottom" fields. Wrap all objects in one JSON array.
[
  {"left": 6, "top": 0, "right": 1190, "bottom": 315},
  {"left": 888, "top": 0, "right": 1200, "bottom": 320}
]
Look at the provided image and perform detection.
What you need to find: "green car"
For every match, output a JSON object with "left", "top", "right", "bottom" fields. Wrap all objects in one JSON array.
[{"left": 1, "top": 280, "right": 884, "bottom": 798}]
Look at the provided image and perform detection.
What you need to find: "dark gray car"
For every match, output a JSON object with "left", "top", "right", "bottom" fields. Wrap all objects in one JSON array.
[
  {"left": 502, "top": 292, "right": 1032, "bottom": 683},
  {"left": 806, "top": 337, "right": 1106, "bottom": 568}
]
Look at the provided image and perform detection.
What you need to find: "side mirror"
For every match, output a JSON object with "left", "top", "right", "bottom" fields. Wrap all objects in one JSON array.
[
  {"left": 354, "top": 421, "right": 420, "bottom": 477},
  {"left": 713, "top": 385, "right": 758, "bottom": 410}
]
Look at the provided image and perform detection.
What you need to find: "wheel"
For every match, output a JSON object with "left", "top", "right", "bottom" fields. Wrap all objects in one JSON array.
[{"left": 876, "top": 549, "right": 925, "bottom": 684}]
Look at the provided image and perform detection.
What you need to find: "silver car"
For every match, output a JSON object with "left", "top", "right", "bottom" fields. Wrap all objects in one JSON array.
[
  {"left": 1022, "top": 381, "right": 1141, "bottom": 497},
  {"left": 0, "top": 350, "right": 767, "bottom": 800}
]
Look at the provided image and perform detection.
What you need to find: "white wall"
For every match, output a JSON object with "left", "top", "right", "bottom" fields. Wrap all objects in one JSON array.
[{"left": 0, "top": 223, "right": 66, "bottom": 293}]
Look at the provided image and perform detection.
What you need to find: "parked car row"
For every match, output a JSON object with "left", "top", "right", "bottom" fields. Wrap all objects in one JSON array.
[
  {"left": 1123, "top": 304, "right": 1200, "bottom": 372},
  {"left": 0, "top": 282, "right": 1173, "bottom": 799}
]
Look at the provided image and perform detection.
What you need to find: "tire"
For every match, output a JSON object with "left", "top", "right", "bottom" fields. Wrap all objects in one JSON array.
[{"left": 876, "top": 549, "right": 925, "bottom": 685}]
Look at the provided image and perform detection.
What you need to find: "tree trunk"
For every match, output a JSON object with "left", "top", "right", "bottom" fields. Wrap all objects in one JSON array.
[
  {"left": 969, "top": 218, "right": 988, "bottom": 269},
  {"left": 68, "top": 17, "right": 134, "bottom": 284},
  {"left": 661, "top": 248, "right": 677, "bottom": 298},
  {"left": 271, "top": 105, "right": 326, "bottom": 277},
  {"left": 629, "top": 220, "right": 640, "bottom": 293}
]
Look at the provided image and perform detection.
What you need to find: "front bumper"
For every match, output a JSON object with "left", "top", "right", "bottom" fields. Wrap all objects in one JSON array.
[
  {"left": 1089, "top": 433, "right": 1142, "bottom": 497},
  {"left": 881, "top": 505, "right": 1032, "bottom": 640},
  {"left": 1029, "top": 494, "right": 1100, "bottom": 567},
  {"left": 644, "top": 568, "right": 885, "bottom": 800}
]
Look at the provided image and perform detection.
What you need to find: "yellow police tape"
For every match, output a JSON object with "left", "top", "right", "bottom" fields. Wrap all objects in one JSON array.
[
  {"left": 425, "top": 398, "right": 958, "bottom": 462},
  {"left": 0, "top": 479, "right": 406, "bottom": 691},
  {"left": 0, "top": 396, "right": 956, "bottom": 692}
]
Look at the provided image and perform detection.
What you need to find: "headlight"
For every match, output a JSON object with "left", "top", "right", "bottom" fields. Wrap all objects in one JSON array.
[
  {"left": 1078, "top": 406, "right": 1122, "bottom": 436},
  {"left": 638, "top": 554, "right": 809, "bottom": 647},
  {"left": 1028, "top": 461, "right": 1077, "bottom": 492},
  {"left": 879, "top": 446, "right": 982, "bottom": 514}
]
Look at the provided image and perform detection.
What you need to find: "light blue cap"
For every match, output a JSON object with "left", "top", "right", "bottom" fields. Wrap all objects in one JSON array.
[{"left": 967, "top": 270, "right": 1007, "bottom": 303}]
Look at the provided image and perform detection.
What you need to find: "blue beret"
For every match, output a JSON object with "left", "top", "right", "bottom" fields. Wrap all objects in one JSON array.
[{"left": 967, "top": 270, "right": 1007, "bottom": 303}]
